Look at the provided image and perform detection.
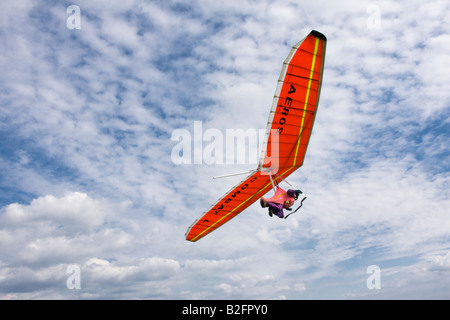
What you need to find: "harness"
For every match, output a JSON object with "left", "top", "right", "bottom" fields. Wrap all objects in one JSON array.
[{"left": 266, "top": 171, "right": 307, "bottom": 219}]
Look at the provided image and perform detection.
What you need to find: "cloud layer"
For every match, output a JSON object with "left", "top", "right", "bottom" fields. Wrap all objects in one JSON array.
[{"left": 0, "top": 0, "right": 449, "bottom": 299}]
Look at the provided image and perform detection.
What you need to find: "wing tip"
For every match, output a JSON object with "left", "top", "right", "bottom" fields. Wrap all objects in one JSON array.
[
  {"left": 185, "top": 226, "right": 198, "bottom": 242},
  {"left": 310, "top": 30, "right": 327, "bottom": 41},
  {"left": 186, "top": 232, "right": 204, "bottom": 242},
  {"left": 185, "top": 232, "right": 197, "bottom": 242}
]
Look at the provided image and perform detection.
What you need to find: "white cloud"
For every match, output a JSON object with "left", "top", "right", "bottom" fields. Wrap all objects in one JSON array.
[
  {"left": 429, "top": 251, "right": 450, "bottom": 272},
  {"left": 83, "top": 256, "right": 180, "bottom": 284}
]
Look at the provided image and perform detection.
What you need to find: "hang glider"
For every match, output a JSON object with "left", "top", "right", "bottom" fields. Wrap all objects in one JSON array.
[{"left": 185, "top": 30, "right": 327, "bottom": 242}]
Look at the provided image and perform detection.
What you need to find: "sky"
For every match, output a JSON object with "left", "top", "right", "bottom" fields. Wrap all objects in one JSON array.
[{"left": 0, "top": 0, "right": 449, "bottom": 299}]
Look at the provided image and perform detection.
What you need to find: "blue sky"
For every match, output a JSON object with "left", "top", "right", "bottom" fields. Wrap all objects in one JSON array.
[{"left": 0, "top": 0, "right": 449, "bottom": 299}]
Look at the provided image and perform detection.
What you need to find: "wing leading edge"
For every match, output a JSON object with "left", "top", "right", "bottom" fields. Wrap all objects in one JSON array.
[{"left": 185, "top": 30, "right": 327, "bottom": 242}]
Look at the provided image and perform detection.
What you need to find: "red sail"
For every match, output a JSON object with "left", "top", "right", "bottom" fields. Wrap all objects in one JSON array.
[{"left": 186, "top": 31, "right": 327, "bottom": 242}]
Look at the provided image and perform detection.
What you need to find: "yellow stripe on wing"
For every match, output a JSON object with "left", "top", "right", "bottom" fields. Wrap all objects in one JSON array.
[{"left": 293, "top": 37, "right": 320, "bottom": 167}]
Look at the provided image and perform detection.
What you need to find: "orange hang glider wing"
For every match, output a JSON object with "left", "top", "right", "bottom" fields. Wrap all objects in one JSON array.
[
  {"left": 185, "top": 30, "right": 327, "bottom": 242},
  {"left": 185, "top": 171, "right": 273, "bottom": 242},
  {"left": 259, "top": 30, "right": 327, "bottom": 180}
]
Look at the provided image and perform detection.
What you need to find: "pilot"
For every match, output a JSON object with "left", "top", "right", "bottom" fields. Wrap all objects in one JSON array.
[{"left": 260, "top": 189, "right": 302, "bottom": 218}]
